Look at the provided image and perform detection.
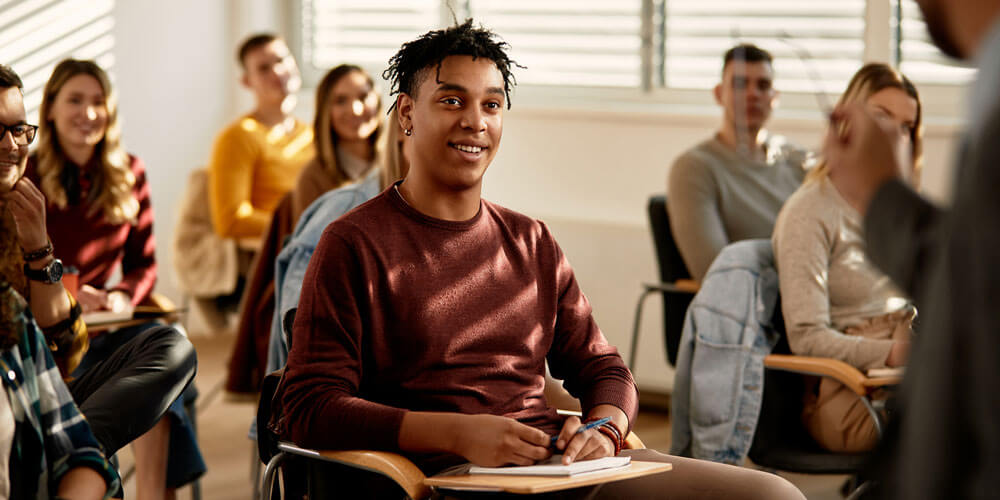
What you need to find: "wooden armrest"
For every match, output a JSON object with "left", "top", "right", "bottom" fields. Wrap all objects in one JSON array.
[
  {"left": 140, "top": 292, "right": 176, "bottom": 312},
  {"left": 642, "top": 280, "right": 699, "bottom": 295},
  {"left": 318, "top": 449, "right": 430, "bottom": 500},
  {"left": 764, "top": 354, "right": 900, "bottom": 396}
]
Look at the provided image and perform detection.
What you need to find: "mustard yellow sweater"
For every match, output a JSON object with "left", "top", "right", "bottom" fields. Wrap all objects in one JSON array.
[{"left": 208, "top": 116, "right": 314, "bottom": 239}]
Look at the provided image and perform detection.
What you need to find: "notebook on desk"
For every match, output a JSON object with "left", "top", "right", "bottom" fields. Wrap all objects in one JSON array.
[
  {"left": 425, "top": 460, "right": 672, "bottom": 494},
  {"left": 469, "top": 455, "right": 630, "bottom": 476}
]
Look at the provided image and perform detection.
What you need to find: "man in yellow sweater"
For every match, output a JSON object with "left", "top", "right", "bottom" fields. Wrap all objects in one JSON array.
[{"left": 208, "top": 33, "right": 314, "bottom": 241}]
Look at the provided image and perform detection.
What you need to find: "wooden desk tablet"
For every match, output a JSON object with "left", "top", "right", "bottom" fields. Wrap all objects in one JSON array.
[{"left": 425, "top": 461, "right": 672, "bottom": 494}]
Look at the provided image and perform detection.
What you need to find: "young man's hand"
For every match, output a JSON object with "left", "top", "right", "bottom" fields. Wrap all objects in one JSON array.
[
  {"left": 2, "top": 177, "right": 49, "bottom": 252},
  {"left": 552, "top": 415, "right": 615, "bottom": 465},
  {"left": 450, "top": 414, "right": 551, "bottom": 467}
]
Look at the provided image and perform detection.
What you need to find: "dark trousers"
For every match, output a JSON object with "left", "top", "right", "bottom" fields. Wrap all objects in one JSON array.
[{"left": 67, "top": 323, "right": 197, "bottom": 456}]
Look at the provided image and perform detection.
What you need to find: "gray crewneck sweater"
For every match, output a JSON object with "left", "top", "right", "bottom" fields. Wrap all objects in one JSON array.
[
  {"left": 773, "top": 177, "right": 909, "bottom": 370},
  {"left": 667, "top": 133, "right": 808, "bottom": 281}
]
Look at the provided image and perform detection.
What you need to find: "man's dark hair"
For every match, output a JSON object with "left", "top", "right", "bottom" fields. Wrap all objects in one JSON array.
[
  {"left": 0, "top": 64, "right": 23, "bottom": 90},
  {"left": 722, "top": 43, "right": 773, "bottom": 73},
  {"left": 238, "top": 33, "right": 281, "bottom": 69},
  {"left": 383, "top": 19, "right": 521, "bottom": 110}
]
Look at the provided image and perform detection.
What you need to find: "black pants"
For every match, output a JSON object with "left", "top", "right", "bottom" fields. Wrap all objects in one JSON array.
[{"left": 67, "top": 323, "right": 197, "bottom": 455}]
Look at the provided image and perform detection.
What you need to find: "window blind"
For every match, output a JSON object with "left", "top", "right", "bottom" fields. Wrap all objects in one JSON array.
[
  {"left": 0, "top": 0, "right": 116, "bottom": 123},
  {"left": 662, "top": 0, "right": 866, "bottom": 95}
]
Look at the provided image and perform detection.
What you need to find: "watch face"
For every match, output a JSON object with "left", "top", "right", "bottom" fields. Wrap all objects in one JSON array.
[{"left": 47, "top": 259, "right": 64, "bottom": 283}]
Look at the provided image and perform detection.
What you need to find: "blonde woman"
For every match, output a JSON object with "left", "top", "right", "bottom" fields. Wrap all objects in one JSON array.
[
  {"left": 290, "top": 63, "right": 386, "bottom": 221},
  {"left": 26, "top": 59, "right": 202, "bottom": 499},
  {"left": 772, "top": 63, "right": 922, "bottom": 453}
]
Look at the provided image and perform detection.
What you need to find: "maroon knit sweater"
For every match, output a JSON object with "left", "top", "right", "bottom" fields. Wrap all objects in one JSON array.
[
  {"left": 25, "top": 154, "right": 156, "bottom": 305},
  {"left": 277, "top": 185, "right": 638, "bottom": 472}
]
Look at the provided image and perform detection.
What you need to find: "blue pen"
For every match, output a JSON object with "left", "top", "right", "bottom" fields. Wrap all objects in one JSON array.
[{"left": 550, "top": 416, "right": 611, "bottom": 446}]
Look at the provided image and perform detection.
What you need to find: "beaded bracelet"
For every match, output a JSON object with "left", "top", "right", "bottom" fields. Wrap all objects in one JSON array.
[
  {"left": 22, "top": 240, "right": 53, "bottom": 262},
  {"left": 597, "top": 424, "right": 622, "bottom": 455}
]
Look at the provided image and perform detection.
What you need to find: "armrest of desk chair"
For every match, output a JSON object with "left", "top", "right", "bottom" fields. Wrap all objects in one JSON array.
[
  {"left": 764, "top": 354, "right": 902, "bottom": 397},
  {"left": 317, "top": 449, "right": 430, "bottom": 500},
  {"left": 641, "top": 279, "right": 700, "bottom": 295}
]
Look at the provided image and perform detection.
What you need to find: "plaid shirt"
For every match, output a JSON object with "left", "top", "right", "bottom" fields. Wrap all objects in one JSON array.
[{"left": 1, "top": 286, "right": 120, "bottom": 499}]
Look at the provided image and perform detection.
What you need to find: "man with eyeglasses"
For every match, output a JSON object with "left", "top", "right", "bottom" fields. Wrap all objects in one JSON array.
[
  {"left": 1, "top": 63, "right": 119, "bottom": 499},
  {"left": 667, "top": 44, "right": 808, "bottom": 282}
]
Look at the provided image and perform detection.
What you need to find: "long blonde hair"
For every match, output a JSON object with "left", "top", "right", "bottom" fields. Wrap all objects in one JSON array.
[
  {"left": 36, "top": 59, "right": 137, "bottom": 224},
  {"left": 380, "top": 107, "right": 407, "bottom": 188},
  {"left": 809, "top": 63, "right": 923, "bottom": 184},
  {"left": 313, "top": 64, "right": 386, "bottom": 188}
]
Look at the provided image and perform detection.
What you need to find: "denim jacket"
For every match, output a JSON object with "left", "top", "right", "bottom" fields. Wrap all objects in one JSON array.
[
  {"left": 669, "top": 239, "right": 780, "bottom": 464},
  {"left": 266, "top": 171, "right": 382, "bottom": 375}
]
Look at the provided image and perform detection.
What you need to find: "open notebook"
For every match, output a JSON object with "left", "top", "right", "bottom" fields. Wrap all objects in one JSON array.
[{"left": 468, "top": 455, "right": 631, "bottom": 477}]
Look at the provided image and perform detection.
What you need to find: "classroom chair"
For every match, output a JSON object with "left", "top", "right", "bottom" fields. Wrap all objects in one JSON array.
[
  {"left": 256, "top": 308, "right": 646, "bottom": 499},
  {"left": 628, "top": 195, "right": 699, "bottom": 370}
]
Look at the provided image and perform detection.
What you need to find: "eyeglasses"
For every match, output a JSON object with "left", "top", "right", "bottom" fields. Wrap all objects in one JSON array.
[{"left": 0, "top": 123, "right": 38, "bottom": 146}]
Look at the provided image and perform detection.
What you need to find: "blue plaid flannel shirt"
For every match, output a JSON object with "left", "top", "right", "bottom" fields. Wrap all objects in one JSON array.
[{"left": 1, "top": 286, "right": 120, "bottom": 499}]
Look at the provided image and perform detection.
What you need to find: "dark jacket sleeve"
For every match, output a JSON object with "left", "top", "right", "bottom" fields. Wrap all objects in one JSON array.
[
  {"left": 863, "top": 179, "right": 944, "bottom": 300},
  {"left": 114, "top": 155, "right": 157, "bottom": 304}
]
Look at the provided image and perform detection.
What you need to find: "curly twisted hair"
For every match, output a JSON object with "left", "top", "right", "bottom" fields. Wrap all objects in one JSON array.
[
  {"left": 36, "top": 59, "right": 138, "bottom": 225},
  {"left": 382, "top": 19, "right": 521, "bottom": 111}
]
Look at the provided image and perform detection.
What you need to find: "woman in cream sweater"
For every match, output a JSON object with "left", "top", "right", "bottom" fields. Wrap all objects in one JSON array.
[{"left": 772, "top": 63, "right": 922, "bottom": 453}]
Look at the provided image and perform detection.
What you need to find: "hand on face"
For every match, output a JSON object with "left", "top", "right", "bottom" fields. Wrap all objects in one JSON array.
[
  {"left": 552, "top": 416, "right": 616, "bottom": 465},
  {"left": 824, "top": 102, "right": 908, "bottom": 214},
  {"left": 2, "top": 177, "right": 49, "bottom": 252}
]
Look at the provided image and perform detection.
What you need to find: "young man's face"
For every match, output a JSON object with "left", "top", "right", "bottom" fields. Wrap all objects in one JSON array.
[
  {"left": 0, "top": 87, "right": 29, "bottom": 194},
  {"left": 715, "top": 60, "right": 777, "bottom": 133},
  {"left": 398, "top": 55, "right": 504, "bottom": 192},
  {"left": 242, "top": 39, "right": 301, "bottom": 104}
]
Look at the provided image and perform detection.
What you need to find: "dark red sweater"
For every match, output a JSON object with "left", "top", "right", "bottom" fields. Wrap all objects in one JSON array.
[
  {"left": 25, "top": 154, "right": 156, "bottom": 304},
  {"left": 277, "top": 185, "right": 638, "bottom": 473}
]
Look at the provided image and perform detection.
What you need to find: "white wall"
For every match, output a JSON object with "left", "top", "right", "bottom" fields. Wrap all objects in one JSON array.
[{"left": 109, "top": 3, "right": 964, "bottom": 393}]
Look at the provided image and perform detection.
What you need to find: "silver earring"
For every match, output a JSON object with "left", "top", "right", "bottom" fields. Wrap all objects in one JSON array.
[{"left": 404, "top": 128, "right": 412, "bottom": 136}]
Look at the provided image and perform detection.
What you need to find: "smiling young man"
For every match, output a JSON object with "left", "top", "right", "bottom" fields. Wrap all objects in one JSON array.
[
  {"left": 275, "top": 21, "right": 803, "bottom": 499},
  {"left": 667, "top": 44, "right": 808, "bottom": 282}
]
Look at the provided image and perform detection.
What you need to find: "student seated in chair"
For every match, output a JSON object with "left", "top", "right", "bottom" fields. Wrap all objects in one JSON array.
[
  {"left": 667, "top": 44, "right": 809, "bottom": 282},
  {"left": 772, "top": 63, "right": 922, "bottom": 453},
  {"left": 274, "top": 20, "right": 804, "bottom": 499}
]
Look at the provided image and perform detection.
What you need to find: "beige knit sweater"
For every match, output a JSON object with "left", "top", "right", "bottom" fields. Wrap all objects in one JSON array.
[{"left": 772, "top": 177, "right": 910, "bottom": 370}]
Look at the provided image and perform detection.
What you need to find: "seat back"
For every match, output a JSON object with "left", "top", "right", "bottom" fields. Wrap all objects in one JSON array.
[
  {"left": 747, "top": 300, "right": 869, "bottom": 473},
  {"left": 647, "top": 195, "right": 695, "bottom": 366}
]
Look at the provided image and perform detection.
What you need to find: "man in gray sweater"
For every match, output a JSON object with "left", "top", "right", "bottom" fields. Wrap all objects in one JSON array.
[
  {"left": 824, "top": 0, "right": 1000, "bottom": 497},
  {"left": 667, "top": 44, "right": 807, "bottom": 282}
]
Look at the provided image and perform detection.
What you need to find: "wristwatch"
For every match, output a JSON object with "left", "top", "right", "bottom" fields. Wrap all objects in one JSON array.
[{"left": 23, "top": 258, "right": 64, "bottom": 285}]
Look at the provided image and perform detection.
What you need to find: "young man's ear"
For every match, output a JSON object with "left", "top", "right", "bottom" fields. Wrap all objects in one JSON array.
[
  {"left": 713, "top": 83, "right": 723, "bottom": 106},
  {"left": 396, "top": 94, "right": 414, "bottom": 134},
  {"left": 240, "top": 72, "right": 250, "bottom": 89}
]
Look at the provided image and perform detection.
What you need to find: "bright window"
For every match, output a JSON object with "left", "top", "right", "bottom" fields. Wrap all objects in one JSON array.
[{"left": 0, "top": 0, "right": 116, "bottom": 123}]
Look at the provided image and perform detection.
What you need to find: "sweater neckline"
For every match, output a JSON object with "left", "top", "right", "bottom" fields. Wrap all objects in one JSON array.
[{"left": 388, "top": 181, "right": 484, "bottom": 232}]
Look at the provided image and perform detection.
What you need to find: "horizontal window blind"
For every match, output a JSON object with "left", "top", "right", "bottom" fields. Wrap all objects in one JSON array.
[
  {"left": 0, "top": 0, "right": 116, "bottom": 124},
  {"left": 468, "top": 0, "right": 643, "bottom": 88},
  {"left": 897, "top": 0, "right": 975, "bottom": 86},
  {"left": 662, "top": 0, "right": 865, "bottom": 95},
  {"left": 302, "top": 0, "right": 440, "bottom": 77}
]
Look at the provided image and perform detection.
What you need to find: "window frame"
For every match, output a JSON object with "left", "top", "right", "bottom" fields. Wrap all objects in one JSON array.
[{"left": 289, "top": 0, "right": 970, "bottom": 124}]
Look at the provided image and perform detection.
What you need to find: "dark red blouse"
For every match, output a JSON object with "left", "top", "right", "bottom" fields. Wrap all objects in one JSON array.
[{"left": 25, "top": 153, "right": 156, "bottom": 305}]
